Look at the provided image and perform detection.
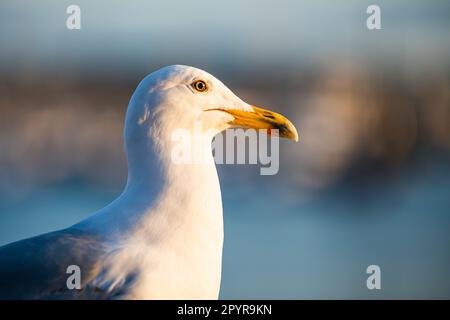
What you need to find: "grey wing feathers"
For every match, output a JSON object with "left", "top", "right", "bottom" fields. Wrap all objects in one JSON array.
[{"left": 0, "top": 228, "right": 107, "bottom": 299}]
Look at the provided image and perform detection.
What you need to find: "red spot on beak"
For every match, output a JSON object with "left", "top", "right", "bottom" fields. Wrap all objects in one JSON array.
[{"left": 267, "top": 128, "right": 272, "bottom": 136}]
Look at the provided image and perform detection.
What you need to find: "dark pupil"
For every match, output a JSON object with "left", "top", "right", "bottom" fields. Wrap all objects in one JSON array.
[{"left": 196, "top": 82, "right": 204, "bottom": 90}]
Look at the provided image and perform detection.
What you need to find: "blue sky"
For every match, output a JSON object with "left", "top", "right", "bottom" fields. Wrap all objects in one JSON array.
[{"left": 0, "top": 0, "right": 449, "bottom": 73}]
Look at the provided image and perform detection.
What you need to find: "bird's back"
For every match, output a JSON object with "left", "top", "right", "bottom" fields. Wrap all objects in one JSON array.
[{"left": 0, "top": 227, "right": 107, "bottom": 299}]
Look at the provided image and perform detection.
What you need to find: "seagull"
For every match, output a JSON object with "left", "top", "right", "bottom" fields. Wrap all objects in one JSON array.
[{"left": 0, "top": 65, "right": 298, "bottom": 299}]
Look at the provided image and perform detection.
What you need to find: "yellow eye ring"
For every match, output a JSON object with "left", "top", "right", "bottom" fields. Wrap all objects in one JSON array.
[{"left": 192, "top": 80, "right": 208, "bottom": 92}]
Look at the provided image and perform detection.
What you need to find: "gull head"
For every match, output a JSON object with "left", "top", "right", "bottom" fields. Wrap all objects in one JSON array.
[{"left": 125, "top": 65, "right": 298, "bottom": 146}]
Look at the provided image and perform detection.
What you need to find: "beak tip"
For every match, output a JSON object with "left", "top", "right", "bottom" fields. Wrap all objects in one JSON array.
[
  {"left": 286, "top": 123, "right": 299, "bottom": 142},
  {"left": 294, "top": 128, "right": 299, "bottom": 142}
]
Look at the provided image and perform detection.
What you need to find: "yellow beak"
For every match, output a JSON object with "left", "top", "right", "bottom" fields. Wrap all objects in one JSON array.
[{"left": 209, "top": 106, "right": 299, "bottom": 142}]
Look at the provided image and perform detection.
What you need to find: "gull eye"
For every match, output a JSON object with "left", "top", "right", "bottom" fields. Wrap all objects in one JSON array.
[{"left": 191, "top": 80, "right": 208, "bottom": 92}]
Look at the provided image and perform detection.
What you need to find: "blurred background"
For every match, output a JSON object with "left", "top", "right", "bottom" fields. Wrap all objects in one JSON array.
[{"left": 1, "top": 0, "right": 449, "bottom": 298}]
